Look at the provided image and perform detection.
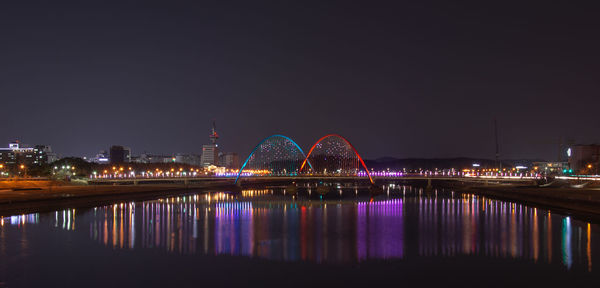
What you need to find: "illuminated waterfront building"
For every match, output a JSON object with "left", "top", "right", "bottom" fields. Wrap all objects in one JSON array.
[{"left": 0, "top": 141, "right": 56, "bottom": 166}]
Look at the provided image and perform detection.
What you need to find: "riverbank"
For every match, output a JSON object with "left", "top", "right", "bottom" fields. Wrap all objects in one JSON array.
[
  {"left": 453, "top": 183, "right": 600, "bottom": 222},
  {"left": 0, "top": 181, "right": 235, "bottom": 216}
]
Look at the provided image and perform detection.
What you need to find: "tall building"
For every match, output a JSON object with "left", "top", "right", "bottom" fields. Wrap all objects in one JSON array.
[
  {"left": 110, "top": 145, "right": 126, "bottom": 164},
  {"left": 109, "top": 145, "right": 132, "bottom": 164},
  {"left": 201, "top": 122, "right": 219, "bottom": 167}
]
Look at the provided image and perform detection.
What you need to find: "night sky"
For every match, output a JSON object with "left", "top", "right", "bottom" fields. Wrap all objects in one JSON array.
[{"left": 1, "top": 0, "right": 599, "bottom": 160}]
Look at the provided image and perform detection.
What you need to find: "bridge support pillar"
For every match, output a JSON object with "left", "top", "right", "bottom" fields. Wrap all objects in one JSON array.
[
  {"left": 133, "top": 180, "right": 138, "bottom": 186},
  {"left": 184, "top": 178, "right": 189, "bottom": 188},
  {"left": 426, "top": 178, "right": 432, "bottom": 190},
  {"left": 484, "top": 179, "right": 488, "bottom": 186}
]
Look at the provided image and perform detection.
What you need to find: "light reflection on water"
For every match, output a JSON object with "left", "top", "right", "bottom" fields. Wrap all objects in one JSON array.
[{"left": 0, "top": 185, "right": 596, "bottom": 272}]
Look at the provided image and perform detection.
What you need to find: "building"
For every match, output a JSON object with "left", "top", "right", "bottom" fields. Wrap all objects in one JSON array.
[
  {"left": 109, "top": 145, "right": 130, "bottom": 164},
  {"left": 37, "top": 145, "right": 58, "bottom": 163},
  {"left": 201, "top": 122, "right": 219, "bottom": 167},
  {"left": 124, "top": 147, "right": 131, "bottom": 162},
  {"left": 568, "top": 144, "right": 600, "bottom": 174},
  {"left": 219, "top": 152, "right": 240, "bottom": 169},
  {"left": 531, "top": 161, "right": 569, "bottom": 175},
  {"left": 0, "top": 141, "right": 55, "bottom": 167},
  {"left": 129, "top": 152, "right": 201, "bottom": 166},
  {"left": 175, "top": 153, "right": 202, "bottom": 166},
  {"left": 201, "top": 145, "right": 218, "bottom": 167},
  {"left": 90, "top": 150, "right": 110, "bottom": 164},
  {"left": 135, "top": 153, "right": 175, "bottom": 164}
]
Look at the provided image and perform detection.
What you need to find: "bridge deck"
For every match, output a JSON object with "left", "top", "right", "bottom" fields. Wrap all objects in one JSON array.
[{"left": 87, "top": 175, "right": 539, "bottom": 185}]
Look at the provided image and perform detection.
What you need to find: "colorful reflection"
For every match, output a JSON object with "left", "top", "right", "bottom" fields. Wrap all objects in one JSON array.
[
  {"left": 89, "top": 203, "right": 136, "bottom": 250},
  {"left": 54, "top": 209, "right": 76, "bottom": 230},
  {"left": 413, "top": 193, "right": 589, "bottom": 269},
  {"left": 0, "top": 210, "right": 75, "bottom": 229},
  {"left": 357, "top": 199, "right": 403, "bottom": 261},
  {"left": 0, "top": 185, "right": 597, "bottom": 272},
  {"left": 0, "top": 213, "right": 39, "bottom": 227}
]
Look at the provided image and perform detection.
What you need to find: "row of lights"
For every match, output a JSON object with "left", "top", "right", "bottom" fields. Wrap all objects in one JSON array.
[{"left": 91, "top": 167, "right": 207, "bottom": 179}]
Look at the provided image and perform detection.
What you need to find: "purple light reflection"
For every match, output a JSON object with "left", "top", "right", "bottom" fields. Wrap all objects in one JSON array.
[{"left": 357, "top": 199, "right": 404, "bottom": 261}]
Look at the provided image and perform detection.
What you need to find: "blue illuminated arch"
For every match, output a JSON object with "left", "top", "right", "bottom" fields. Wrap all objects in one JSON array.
[{"left": 234, "top": 134, "right": 312, "bottom": 184}]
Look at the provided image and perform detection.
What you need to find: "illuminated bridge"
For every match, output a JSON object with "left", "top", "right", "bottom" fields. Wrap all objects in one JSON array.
[
  {"left": 234, "top": 134, "right": 374, "bottom": 185},
  {"left": 88, "top": 134, "right": 542, "bottom": 191}
]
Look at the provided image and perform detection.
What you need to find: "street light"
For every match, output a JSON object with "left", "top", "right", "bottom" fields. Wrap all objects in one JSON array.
[{"left": 19, "top": 164, "right": 27, "bottom": 178}]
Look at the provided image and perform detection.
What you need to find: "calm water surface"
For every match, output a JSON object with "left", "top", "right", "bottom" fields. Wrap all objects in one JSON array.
[{"left": 1, "top": 183, "right": 599, "bottom": 287}]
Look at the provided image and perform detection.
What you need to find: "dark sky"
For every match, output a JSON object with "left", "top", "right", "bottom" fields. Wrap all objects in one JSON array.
[{"left": 1, "top": 0, "right": 599, "bottom": 160}]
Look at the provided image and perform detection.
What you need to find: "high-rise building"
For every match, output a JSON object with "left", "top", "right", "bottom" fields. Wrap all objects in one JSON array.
[{"left": 201, "top": 122, "right": 219, "bottom": 167}]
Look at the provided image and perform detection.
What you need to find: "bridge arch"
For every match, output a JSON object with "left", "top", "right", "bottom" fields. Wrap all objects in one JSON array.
[
  {"left": 234, "top": 134, "right": 312, "bottom": 184},
  {"left": 300, "top": 134, "right": 374, "bottom": 184}
]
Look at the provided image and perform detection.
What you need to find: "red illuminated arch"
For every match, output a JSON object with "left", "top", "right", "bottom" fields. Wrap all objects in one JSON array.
[{"left": 300, "top": 134, "right": 374, "bottom": 184}]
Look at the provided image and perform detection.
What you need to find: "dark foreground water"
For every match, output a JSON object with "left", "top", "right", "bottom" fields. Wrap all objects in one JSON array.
[{"left": 1, "top": 183, "right": 599, "bottom": 287}]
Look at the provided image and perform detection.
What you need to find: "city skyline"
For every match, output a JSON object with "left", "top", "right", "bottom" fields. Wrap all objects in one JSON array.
[
  {"left": 2, "top": 1, "right": 600, "bottom": 160},
  {"left": 0, "top": 128, "right": 575, "bottom": 163}
]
